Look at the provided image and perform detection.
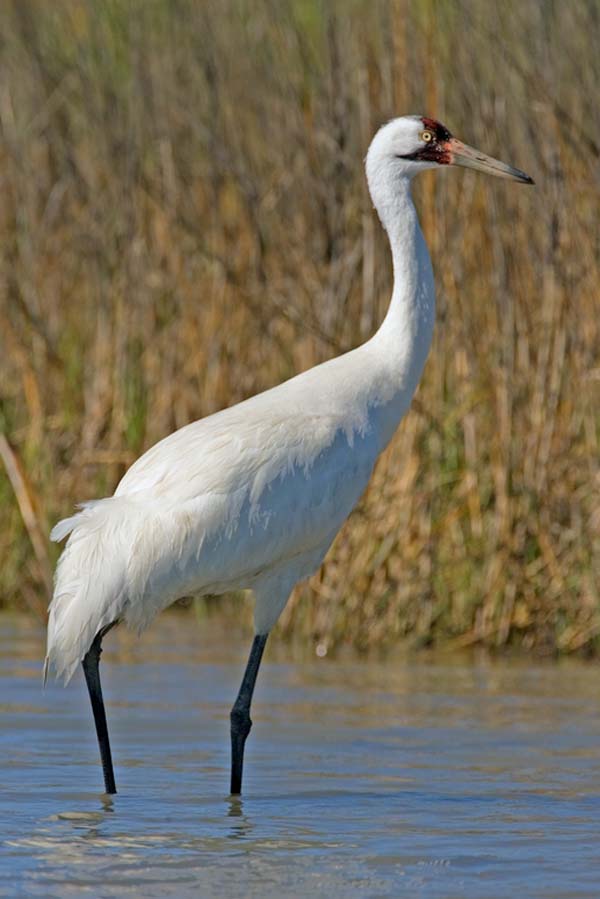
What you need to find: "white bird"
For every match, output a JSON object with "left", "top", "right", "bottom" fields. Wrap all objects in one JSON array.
[{"left": 45, "top": 115, "right": 533, "bottom": 795}]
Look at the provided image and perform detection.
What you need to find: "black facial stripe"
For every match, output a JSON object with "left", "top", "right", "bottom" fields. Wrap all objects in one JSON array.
[{"left": 397, "top": 144, "right": 451, "bottom": 164}]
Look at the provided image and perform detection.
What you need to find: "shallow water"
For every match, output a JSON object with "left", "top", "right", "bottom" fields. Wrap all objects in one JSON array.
[{"left": 1, "top": 614, "right": 600, "bottom": 898}]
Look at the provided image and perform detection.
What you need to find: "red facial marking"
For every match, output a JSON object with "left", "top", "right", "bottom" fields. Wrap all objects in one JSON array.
[
  {"left": 417, "top": 117, "right": 453, "bottom": 164},
  {"left": 421, "top": 117, "right": 452, "bottom": 143},
  {"left": 397, "top": 117, "right": 454, "bottom": 164}
]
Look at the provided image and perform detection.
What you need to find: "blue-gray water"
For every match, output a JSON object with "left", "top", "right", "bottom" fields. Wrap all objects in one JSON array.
[{"left": 2, "top": 613, "right": 600, "bottom": 898}]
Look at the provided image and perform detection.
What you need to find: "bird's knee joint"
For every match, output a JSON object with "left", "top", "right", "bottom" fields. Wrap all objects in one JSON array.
[{"left": 230, "top": 705, "right": 252, "bottom": 738}]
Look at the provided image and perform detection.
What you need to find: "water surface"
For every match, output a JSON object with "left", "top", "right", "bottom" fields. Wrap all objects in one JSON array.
[{"left": 1, "top": 613, "right": 600, "bottom": 897}]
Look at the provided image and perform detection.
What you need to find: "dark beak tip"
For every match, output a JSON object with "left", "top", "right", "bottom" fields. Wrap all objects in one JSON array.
[{"left": 523, "top": 173, "right": 535, "bottom": 186}]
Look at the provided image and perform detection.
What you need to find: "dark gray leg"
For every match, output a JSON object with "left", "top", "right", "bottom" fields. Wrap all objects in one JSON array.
[
  {"left": 230, "top": 633, "right": 268, "bottom": 795},
  {"left": 82, "top": 625, "right": 117, "bottom": 795}
]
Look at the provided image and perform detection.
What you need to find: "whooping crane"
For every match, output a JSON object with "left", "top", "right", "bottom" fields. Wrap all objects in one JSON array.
[{"left": 45, "top": 115, "right": 533, "bottom": 796}]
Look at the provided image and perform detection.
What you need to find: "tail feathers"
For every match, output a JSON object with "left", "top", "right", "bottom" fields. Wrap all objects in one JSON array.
[
  {"left": 45, "top": 498, "right": 134, "bottom": 684},
  {"left": 50, "top": 513, "right": 84, "bottom": 543},
  {"left": 49, "top": 498, "right": 119, "bottom": 543}
]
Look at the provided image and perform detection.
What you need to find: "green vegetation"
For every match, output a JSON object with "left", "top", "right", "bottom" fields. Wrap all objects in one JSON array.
[{"left": 1, "top": 0, "right": 598, "bottom": 653}]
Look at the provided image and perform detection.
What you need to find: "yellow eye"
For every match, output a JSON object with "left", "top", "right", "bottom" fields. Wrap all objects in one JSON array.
[{"left": 421, "top": 130, "right": 434, "bottom": 142}]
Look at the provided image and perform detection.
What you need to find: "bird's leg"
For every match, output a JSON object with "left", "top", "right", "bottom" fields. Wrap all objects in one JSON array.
[
  {"left": 230, "top": 633, "right": 268, "bottom": 795},
  {"left": 82, "top": 624, "right": 117, "bottom": 795}
]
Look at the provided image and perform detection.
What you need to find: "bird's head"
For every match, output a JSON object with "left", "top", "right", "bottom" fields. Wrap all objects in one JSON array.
[{"left": 366, "top": 115, "right": 533, "bottom": 210}]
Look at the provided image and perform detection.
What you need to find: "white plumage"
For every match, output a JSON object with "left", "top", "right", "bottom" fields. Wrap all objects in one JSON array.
[
  {"left": 46, "top": 117, "right": 443, "bottom": 684},
  {"left": 45, "top": 116, "right": 532, "bottom": 796}
]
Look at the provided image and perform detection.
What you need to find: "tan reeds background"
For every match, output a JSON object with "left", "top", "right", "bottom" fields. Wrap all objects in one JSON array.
[{"left": 0, "top": 0, "right": 598, "bottom": 653}]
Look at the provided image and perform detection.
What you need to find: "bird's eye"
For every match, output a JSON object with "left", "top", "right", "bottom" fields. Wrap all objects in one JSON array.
[{"left": 421, "top": 130, "right": 434, "bottom": 142}]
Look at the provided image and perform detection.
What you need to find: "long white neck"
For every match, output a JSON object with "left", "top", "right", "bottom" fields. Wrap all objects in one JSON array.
[{"left": 366, "top": 175, "right": 436, "bottom": 431}]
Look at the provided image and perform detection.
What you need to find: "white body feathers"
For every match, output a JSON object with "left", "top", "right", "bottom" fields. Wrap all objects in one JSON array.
[{"left": 46, "top": 117, "right": 436, "bottom": 683}]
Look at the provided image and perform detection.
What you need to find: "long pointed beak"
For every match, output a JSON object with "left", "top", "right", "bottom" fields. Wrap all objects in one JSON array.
[{"left": 447, "top": 138, "right": 534, "bottom": 184}]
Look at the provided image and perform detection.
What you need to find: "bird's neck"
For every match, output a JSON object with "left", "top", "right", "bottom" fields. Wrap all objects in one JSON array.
[
  {"left": 376, "top": 179, "right": 436, "bottom": 355},
  {"left": 371, "top": 178, "right": 436, "bottom": 407}
]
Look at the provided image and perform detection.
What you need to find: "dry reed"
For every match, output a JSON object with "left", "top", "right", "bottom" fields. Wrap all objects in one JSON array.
[{"left": 0, "top": 0, "right": 599, "bottom": 654}]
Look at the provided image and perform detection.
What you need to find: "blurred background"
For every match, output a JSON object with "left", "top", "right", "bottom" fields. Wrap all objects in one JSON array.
[{"left": 0, "top": 0, "right": 598, "bottom": 654}]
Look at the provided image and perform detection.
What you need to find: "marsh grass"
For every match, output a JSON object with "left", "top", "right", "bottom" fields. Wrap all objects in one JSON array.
[{"left": 1, "top": 0, "right": 599, "bottom": 653}]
